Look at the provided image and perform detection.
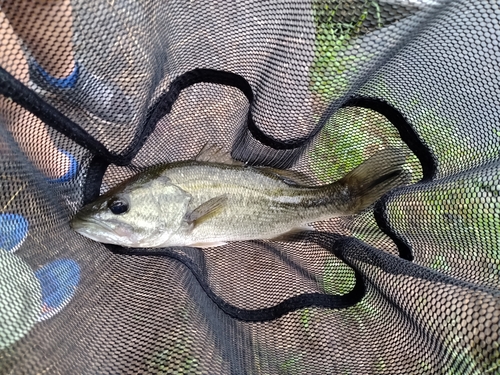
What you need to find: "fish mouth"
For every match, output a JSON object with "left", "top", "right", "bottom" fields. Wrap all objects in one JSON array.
[
  {"left": 70, "top": 215, "right": 132, "bottom": 245},
  {"left": 71, "top": 214, "right": 110, "bottom": 233}
]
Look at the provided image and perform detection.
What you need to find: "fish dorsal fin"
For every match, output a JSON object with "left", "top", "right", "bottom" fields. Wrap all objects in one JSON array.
[
  {"left": 253, "top": 167, "right": 312, "bottom": 186},
  {"left": 185, "top": 194, "right": 228, "bottom": 227},
  {"left": 195, "top": 144, "right": 244, "bottom": 166}
]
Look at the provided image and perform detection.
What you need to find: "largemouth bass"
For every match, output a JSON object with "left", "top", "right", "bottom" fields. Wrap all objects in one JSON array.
[{"left": 71, "top": 146, "right": 407, "bottom": 248}]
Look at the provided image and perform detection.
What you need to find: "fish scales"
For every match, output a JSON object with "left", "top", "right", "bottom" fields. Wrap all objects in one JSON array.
[{"left": 161, "top": 162, "right": 351, "bottom": 245}]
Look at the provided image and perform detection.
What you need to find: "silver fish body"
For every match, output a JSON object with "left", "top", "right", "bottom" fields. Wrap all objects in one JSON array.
[{"left": 71, "top": 148, "right": 406, "bottom": 248}]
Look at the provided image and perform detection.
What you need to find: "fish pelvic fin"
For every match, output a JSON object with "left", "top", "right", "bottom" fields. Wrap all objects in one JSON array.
[
  {"left": 338, "top": 147, "right": 409, "bottom": 214},
  {"left": 185, "top": 194, "right": 228, "bottom": 227}
]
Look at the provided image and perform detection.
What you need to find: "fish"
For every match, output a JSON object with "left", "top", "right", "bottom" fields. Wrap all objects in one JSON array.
[{"left": 71, "top": 146, "right": 408, "bottom": 248}]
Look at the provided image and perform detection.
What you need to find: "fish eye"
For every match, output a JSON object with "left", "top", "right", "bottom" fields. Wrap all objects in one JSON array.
[{"left": 108, "top": 197, "right": 129, "bottom": 215}]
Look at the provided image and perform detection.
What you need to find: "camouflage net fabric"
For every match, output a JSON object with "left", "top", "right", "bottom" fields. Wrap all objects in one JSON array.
[{"left": 0, "top": 0, "right": 499, "bottom": 373}]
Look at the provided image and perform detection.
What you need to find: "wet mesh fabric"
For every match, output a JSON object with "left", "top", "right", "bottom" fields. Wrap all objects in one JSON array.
[{"left": 0, "top": 0, "right": 499, "bottom": 373}]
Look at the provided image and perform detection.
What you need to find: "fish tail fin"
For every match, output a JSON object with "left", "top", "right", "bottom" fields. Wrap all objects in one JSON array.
[{"left": 338, "top": 147, "right": 409, "bottom": 214}]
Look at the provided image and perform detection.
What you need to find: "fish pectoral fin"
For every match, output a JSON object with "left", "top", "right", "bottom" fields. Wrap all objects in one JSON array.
[
  {"left": 195, "top": 144, "right": 244, "bottom": 166},
  {"left": 185, "top": 194, "right": 228, "bottom": 227},
  {"left": 270, "top": 225, "right": 315, "bottom": 242}
]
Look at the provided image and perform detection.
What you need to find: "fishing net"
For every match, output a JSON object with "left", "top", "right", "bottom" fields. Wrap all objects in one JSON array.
[{"left": 0, "top": 0, "right": 499, "bottom": 373}]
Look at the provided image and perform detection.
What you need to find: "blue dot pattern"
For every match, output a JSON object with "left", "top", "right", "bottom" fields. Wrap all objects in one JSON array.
[
  {"left": 35, "top": 259, "right": 80, "bottom": 310},
  {"left": 48, "top": 150, "right": 79, "bottom": 184},
  {"left": 0, "top": 214, "right": 29, "bottom": 253},
  {"left": 32, "top": 61, "right": 79, "bottom": 89}
]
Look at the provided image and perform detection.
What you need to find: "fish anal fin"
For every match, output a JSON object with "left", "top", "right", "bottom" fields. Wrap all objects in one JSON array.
[
  {"left": 195, "top": 144, "right": 244, "bottom": 166},
  {"left": 185, "top": 194, "right": 228, "bottom": 227},
  {"left": 189, "top": 241, "right": 228, "bottom": 249},
  {"left": 270, "top": 225, "right": 314, "bottom": 242}
]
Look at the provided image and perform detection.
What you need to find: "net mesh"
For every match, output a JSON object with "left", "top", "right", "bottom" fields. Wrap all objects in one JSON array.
[{"left": 0, "top": 0, "right": 499, "bottom": 373}]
